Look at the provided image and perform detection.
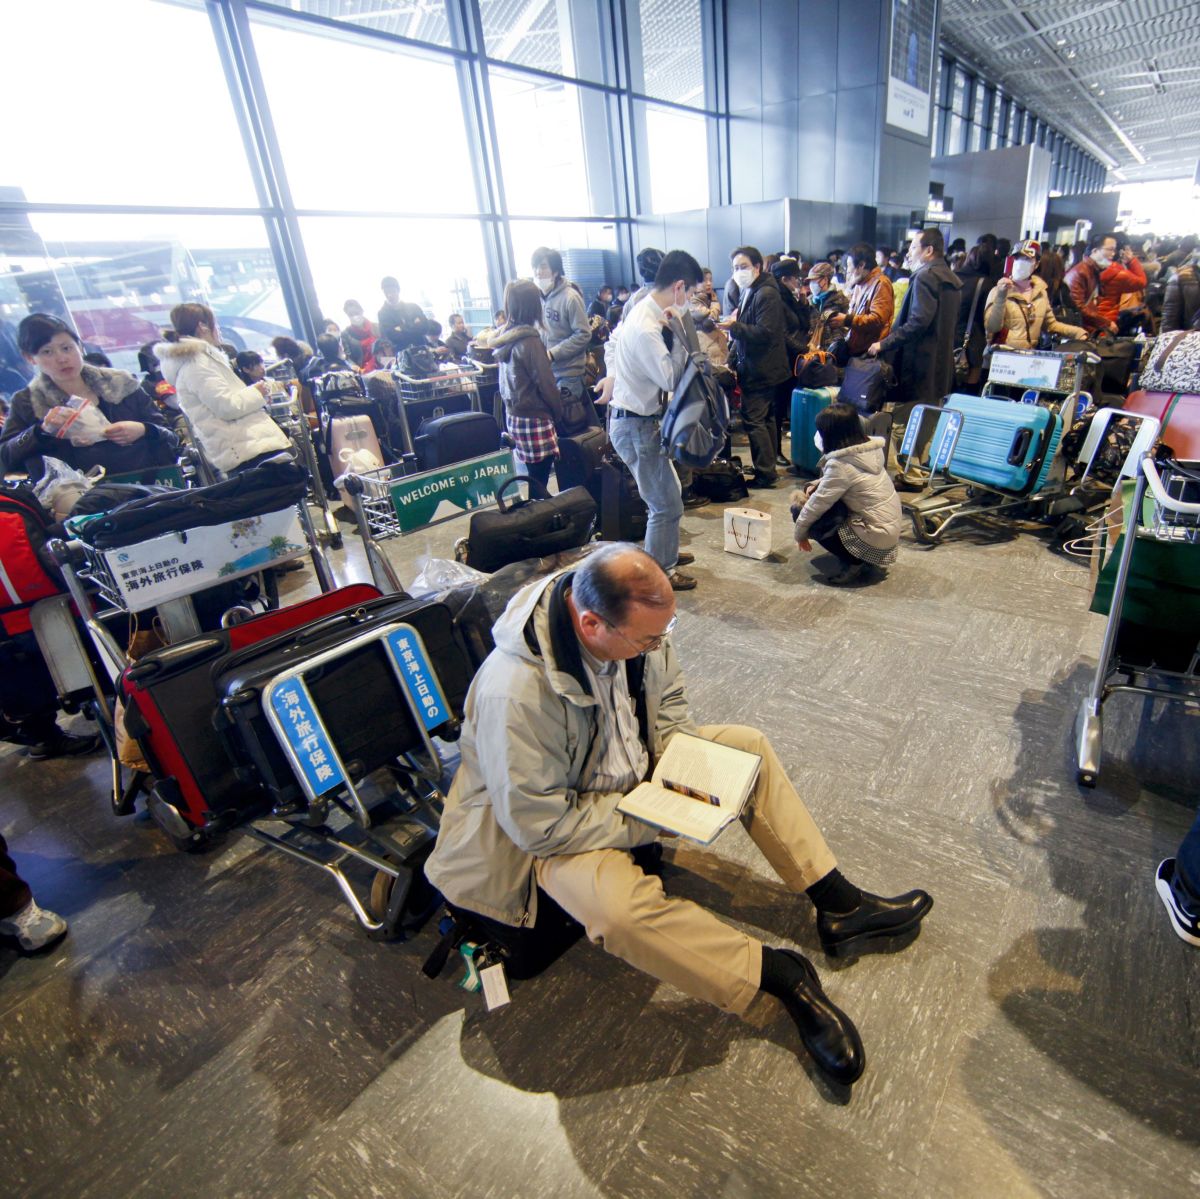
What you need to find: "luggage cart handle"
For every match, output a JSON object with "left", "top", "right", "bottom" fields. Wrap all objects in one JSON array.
[{"left": 1142, "top": 456, "right": 1200, "bottom": 515}]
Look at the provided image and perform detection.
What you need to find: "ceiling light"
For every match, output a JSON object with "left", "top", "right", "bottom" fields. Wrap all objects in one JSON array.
[
  {"left": 1056, "top": 38, "right": 1066, "bottom": 46},
  {"left": 1098, "top": 89, "right": 1105, "bottom": 96}
]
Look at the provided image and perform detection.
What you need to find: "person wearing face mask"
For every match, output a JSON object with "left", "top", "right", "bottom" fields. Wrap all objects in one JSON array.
[
  {"left": 340, "top": 299, "right": 377, "bottom": 371},
  {"left": 597, "top": 251, "right": 705, "bottom": 590},
  {"left": 984, "top": 240, "right": 1086, "bottom": 351},
  {"left": 531, "top": 247, "right": 595, "bottom": 424},
  {"left": 1064, "top": 233, "right": 1142, "bottom": 337},
  {"left": 719, "top": 246, "right": 791, "bottom": 488},
  {"left": 867, "top": 228, "right": 962, "bottom": 482},
  {"left": 827, "top": 243, "right": 894, "bottom": 357},
  {"left": 803, "top": 263, "right": 850, "bottom": 354},
  {"left": 790, "top": 402, "right": 902, "bottom": 587}
]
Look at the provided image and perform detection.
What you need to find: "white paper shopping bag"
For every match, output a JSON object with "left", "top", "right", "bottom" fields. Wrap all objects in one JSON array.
[{"left": 723, "top": 506, "right": 772, "bottom": 560}]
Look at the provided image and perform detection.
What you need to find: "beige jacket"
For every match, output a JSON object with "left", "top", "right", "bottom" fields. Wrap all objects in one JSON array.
[
  {"left": 793, "top": 437, "right": 903, "bottom": 550},
  {"left": 983, "top": 275, "right": 1085, "bottom": 349}
]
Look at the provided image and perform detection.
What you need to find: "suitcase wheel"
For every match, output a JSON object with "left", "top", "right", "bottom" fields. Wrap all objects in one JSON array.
[{"left": 909, "top": 509, "right": 947, "bottom": 546}]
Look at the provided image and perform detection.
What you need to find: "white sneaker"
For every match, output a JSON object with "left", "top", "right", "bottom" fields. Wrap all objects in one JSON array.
[{"left": 0, "top": 898, "right": 68, "bottom": 952}]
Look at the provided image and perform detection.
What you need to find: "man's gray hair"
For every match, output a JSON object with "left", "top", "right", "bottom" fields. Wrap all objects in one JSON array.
[{"left": 572, "top": 544, "right": 672, "bottom": 625}]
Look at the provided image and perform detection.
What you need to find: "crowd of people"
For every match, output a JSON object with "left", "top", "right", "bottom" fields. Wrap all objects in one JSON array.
[{"left": 3, "top": 224, "right": 1199, "bottom": 1020}]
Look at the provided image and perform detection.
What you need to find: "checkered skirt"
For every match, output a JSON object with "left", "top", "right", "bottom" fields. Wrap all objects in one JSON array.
[{"left": 507, "top": 414, "right": 558, "bottom": 465}]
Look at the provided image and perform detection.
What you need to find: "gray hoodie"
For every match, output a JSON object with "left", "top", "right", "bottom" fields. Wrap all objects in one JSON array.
[
  {"left": 424, "top": 567, "right": 694, "bottom": 927},
  {"left": 540, "top": 279, "right": 592, "bottom": 385}
]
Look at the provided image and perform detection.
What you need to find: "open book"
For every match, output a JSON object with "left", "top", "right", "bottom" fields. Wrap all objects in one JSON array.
[{"left": 617, "top": 732, "right": 762, "bottom": 845}]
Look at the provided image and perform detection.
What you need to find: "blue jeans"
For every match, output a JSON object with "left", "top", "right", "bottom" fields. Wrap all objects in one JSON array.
[
  {"left": 1177, "top": 809, "right": 1200, "bottom": 905},
  {"left": 608, "top": 413, "right": 683, "bottom": 572}
]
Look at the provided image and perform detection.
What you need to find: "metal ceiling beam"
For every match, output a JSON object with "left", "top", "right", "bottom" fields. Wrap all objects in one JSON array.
[
  {"left": 991, "top": 0, "right": 1124, "bottom": 52},
  {"left": 990, "top": 0, "right": 1144, "bottom": 168}
]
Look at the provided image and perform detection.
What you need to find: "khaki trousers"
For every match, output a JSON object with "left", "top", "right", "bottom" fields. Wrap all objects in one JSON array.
[{"left": 534, "top": 724, "right": 838, "bottom": 1016}]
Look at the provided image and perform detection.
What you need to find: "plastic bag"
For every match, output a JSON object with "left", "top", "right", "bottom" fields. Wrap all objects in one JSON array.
[
  {"left": 42, "top": 395, "right": 111, "bottom": 446},
  {"left": 408, "top": 557, "right": 490, "bottom": 597},
  {"left": 34, "top": 457, "right": 104, "bottom": 523}
]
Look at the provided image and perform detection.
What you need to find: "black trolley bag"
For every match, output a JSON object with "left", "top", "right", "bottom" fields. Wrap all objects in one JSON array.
[
  {"left": 121, "top": 584, "right": 385, "bottom": 846},
  {"left": 413, "top": 410, "right": 502, "bottom": 472}
]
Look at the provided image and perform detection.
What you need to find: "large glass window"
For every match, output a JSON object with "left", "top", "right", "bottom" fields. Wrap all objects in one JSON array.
[
  {"left": 641, "top": 105, "right": 709, "bottom": 214},
  {"left": 0, "top": 214, "right": 283, "bottom": 382},
  {"left": 2, "top": 0, "right": 256, "bottom": 207},
  {"left": 507, "top": 221, "right": 619, "bottom": 304},
  {"left": 251, "top": 0, "right": 452, "bottom": 47},
  {"left": 250, "top": 19, "right": 477, "bottom": 213},
  {"left": 632, "top": 0, "right": 705, "bottom": 107},
  {"left": 298, "top": 216, "right": 490, "bottom": 332},
  {"left": 490, "top": 72, "right": 593, "bottom": 216},
  {"left": 479, "top": 0, "right": 608, "bottom": 84}
]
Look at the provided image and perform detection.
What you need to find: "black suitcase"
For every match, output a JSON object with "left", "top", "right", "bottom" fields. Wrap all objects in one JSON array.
[
  {"left": 599, "top": 456, "right": 648, "bottom": 542},
  {"left": 462, "top": 477, "right": 597, "bottom": 573},
  {"left": 690, "top": 458, "right": 748, "bottom": 503},
  {"left": 413, "top": 411, "right": 502, "bottom": 472},
  {"left": 555, "top": 427, "right": 608, "bottom": 500},
  {"left": 214, "top": 594, "right": 482, "bottom": 812}
]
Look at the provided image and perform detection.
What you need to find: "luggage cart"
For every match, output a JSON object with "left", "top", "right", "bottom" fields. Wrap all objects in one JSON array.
[
  {"left": 265, "top": 375, "right": 342, "bottom": 550},
  {"left": 901, "top": 346, "right": 1159, "bottom": 544},
  {"left": 343, "top": 449, "right": 518, "bottom": 594},
  {"left": 43, "top": 490, "right": 334, "bottom": 823},
  {"left": 1075, "top": 455, "right": 1200, "bottom": 787},
  {"left": 391, "top": 363, "right": 482, "bottom": 465}
]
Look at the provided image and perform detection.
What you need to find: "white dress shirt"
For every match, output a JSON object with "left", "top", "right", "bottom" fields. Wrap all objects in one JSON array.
[{"left": 607, "top": 293, "right": 688, "bottom": 416}]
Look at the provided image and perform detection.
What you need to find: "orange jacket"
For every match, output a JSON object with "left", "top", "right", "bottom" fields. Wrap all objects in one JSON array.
[
  {"left": 1098, "top": 257, "right": 1146, "bottom": 324},
  {"left": 845, "top": 268, "right": 895, "bottom": 354}
]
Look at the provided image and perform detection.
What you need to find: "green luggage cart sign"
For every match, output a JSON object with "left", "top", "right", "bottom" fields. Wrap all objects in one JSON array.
[{"left": 388, "top": 450, "right": 517, "bottom": 533}]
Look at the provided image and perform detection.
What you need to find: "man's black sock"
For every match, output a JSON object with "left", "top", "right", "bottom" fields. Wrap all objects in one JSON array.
[
  {"left": 806, "top": 869, "right": 862, "bottom": 916},
  {"left": 758, "top": 946, "right": 794, "bottom": 996}
]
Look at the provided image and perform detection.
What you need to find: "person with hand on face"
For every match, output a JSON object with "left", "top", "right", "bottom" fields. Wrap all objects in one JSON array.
[
  {"left": 1064, "top": 232, "right": 1143, "bottom": 337},
  {"left": 720, "top": 245, "right": 791, "bottom": 488},
  {"left": 425, "top": 544, "right": 933, "bottom": 1088},
  {"left": 0, "top": 314, "right": 179, "bottom": 480},
  {"left": 984, "top": 240, "right": 1085, "bottom": 351},
  {"left": 155, "top": 303, "right": 291, "bottom": 475},
  {"left": 803, "top": 262, "right": 850, "bottom": 352},
  {"left": 599, "top": 251, "right": 705, "bottom": 590}
]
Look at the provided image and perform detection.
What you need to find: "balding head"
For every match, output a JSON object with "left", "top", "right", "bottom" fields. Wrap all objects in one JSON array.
[{"left": 569, "top": 545, "right": 676, "bottom": 661}]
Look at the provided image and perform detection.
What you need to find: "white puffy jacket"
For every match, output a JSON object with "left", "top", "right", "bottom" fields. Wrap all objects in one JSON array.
[{"left": 155, "top": 338, "right": 289, "bottom": 473}]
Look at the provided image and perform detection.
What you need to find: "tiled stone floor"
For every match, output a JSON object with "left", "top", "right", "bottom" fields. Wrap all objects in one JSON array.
[{"left": 3, "top": 446, "right": 1198, "bottom": 1198}]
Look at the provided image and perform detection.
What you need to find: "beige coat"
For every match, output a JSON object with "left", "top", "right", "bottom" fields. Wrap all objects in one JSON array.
[
  {"left": 983, "top": 275, "right": 1085, "bottom": 349},
  {"left": 793, "top": 437, "right": 903, "bottom": 550}
]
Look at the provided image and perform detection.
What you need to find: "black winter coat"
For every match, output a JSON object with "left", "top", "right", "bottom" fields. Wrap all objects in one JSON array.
[
  {"left": 880, "top": 258, "right": 962, "bottom": 408},
  {"left": 0, "top": 365, "right": 179, "bottom": 481},
  {"left": 1161, "top": 265, "right": 1200, "bottom": 333},
  {"left": 728, "top": 272, "right": 791, "bottom": 390}
]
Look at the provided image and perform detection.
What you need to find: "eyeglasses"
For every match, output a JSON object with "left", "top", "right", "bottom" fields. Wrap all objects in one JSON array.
[{"left": 600, "top": 613, "right": 677, "bottom": 654}]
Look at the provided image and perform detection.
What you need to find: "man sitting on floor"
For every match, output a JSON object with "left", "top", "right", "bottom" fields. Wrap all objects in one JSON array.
[{"left": 425, "top": 544, "right": 933, "bottom": 1085}]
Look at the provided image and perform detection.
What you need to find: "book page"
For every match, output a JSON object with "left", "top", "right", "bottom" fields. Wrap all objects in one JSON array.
[
  {"left": 653, "top": 733, "right": 762, "bottom": 812},
  {"left": 618, "top": 781, "right": 731, "bottom": 843}
]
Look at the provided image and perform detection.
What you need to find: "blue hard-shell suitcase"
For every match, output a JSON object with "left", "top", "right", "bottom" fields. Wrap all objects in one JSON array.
[
  {"left": 790, "top": 387, "right": 839, "bottom": 473},
  {"left": 939, "top": 394, "right": 1063, "bottom": 494}
]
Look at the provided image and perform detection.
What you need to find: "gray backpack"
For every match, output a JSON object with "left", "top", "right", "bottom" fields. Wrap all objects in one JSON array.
[{"left": 659, "top": 334, "right": 730, "bottom": 469}]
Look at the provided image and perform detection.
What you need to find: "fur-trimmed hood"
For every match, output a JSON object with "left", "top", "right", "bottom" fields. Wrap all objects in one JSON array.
[{"left": 27, "top": 364, "right": 141, "bottom": 420}]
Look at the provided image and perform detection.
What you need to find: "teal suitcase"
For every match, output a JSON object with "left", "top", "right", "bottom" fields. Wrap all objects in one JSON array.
[
  {"left": 790, "top": 386, "right": 838, "bottom": 474},
  {"left": 938, "top": 394, "right": 1063, "bottom": 494}
]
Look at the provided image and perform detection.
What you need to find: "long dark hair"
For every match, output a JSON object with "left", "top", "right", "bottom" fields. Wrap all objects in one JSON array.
[{"left": 504, "top": 278, "right": 544, "bottom": 329}]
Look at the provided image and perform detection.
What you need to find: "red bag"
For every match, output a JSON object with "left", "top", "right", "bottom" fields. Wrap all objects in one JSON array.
[{"left": 0, "top": 485, "right": 63, "bottom": 636}]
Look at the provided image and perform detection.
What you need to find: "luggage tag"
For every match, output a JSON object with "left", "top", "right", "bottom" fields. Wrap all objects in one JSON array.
[{"left": 455, "top": 943, "right": 511, "bottom": 1010}]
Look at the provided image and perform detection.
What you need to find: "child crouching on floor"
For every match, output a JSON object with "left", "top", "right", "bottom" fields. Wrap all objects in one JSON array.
[{"left": 790, "top": 402, "right": 903, "bottom": 587}]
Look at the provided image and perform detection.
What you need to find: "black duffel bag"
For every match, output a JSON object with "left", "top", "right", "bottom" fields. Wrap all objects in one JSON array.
[
  {"left": 78, "top": 457, "right": 308, "bottom": 550},
  {"left": 460, "top": 476, "right": 596, "bottom": 573}
]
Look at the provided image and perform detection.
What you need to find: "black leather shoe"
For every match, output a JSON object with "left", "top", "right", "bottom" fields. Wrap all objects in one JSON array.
[
  {"left": 771, "top": 950, "right": 865, "bottom": 1085},
  {"left": 817, "top": 889, "right": 933, "bottom": 958}
]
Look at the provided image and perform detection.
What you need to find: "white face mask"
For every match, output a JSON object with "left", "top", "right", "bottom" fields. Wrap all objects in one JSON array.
[
  {"left": 732, "top": 267, "right": 755, "bottom": 290},
  {"left": 536, "top": 275, "right": 555, "bottom": 296},
  {"left": 813, "top": 432, "right": 824, "bottom": 453},
  {"left": 1091, "top": 252, "right": 1112, "bottom": 270},
  {"left": 350, "top": 314, "right": 365, "bottom": 328},
  {"left": 1011, "top": 259, "right": 1035, "bottom": 281}
]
